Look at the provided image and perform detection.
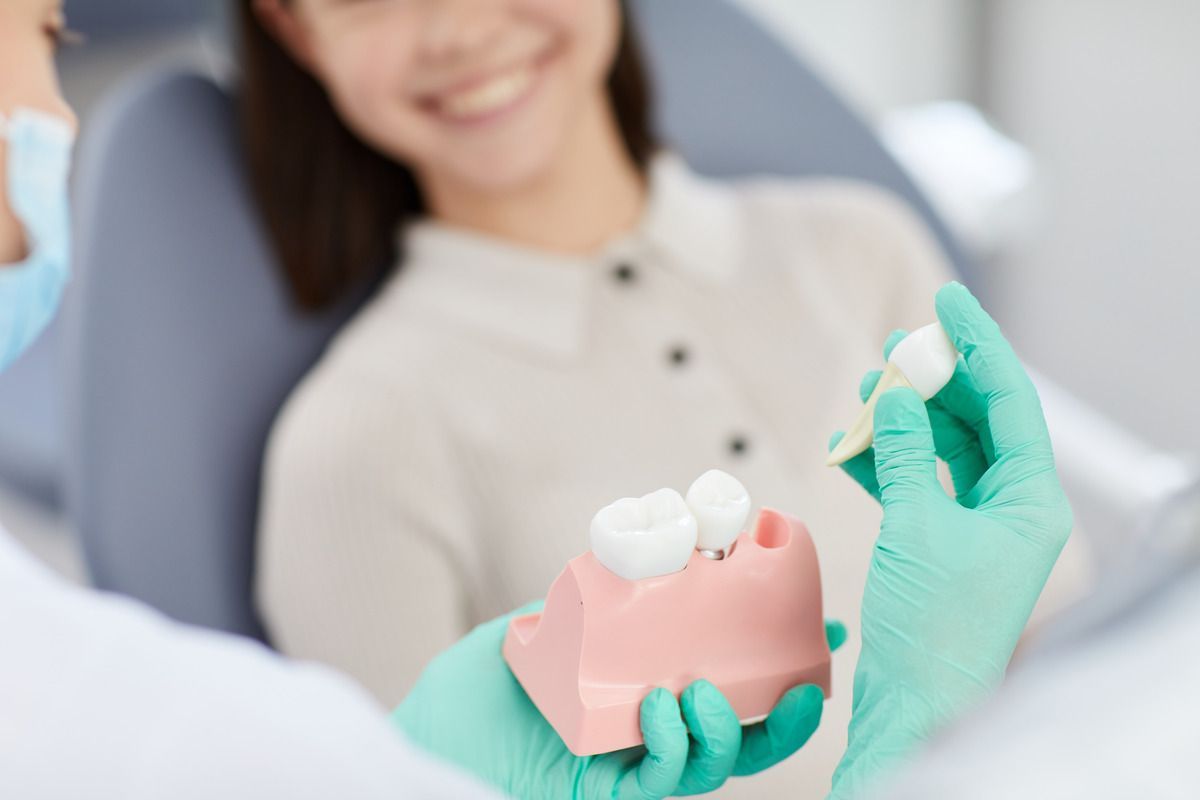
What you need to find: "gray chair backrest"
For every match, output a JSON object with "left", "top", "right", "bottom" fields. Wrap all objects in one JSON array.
[
  {"left": 66, "top": 70, "right": 367, "bottom": 638},
  {"left": 0, "top": 319, "right": 63, "bottom": 508},
  {"left": 0, "top": 6, "right": 222, "bottom": 510},
  {"left": 67, "top": 0, "right": 967, "bottom": 639},
  {"left": 66, "top": 1, "right": 210, "bottom": 39}
]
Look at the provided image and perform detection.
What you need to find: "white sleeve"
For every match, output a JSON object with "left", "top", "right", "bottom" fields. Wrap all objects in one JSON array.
[{"left": 0, "top": 528, "right": 502, "bottom": 800}]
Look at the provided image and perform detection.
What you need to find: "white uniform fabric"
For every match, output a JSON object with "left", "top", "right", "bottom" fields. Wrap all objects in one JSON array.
[{"left": 0, "top": 527, "right": 498, "bottom": 800}]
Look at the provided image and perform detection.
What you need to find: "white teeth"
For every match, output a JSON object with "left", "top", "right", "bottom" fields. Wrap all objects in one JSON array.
[
  {"left": 439, "top": 65, "right": 534, "bottom": 120},
  {"left": 686, "top": 470, "right": 751, "bottom": 553},
  {"left": 590, "top": 488, "right": 698, "bottom": 581}
]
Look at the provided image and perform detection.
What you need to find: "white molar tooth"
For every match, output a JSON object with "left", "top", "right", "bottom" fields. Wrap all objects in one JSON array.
[
  {"left": 590, "top": 488, "right": 698, "bottom": 581},
  {"left": 686, "top": 469, "right": 751, "bottom": 555}
]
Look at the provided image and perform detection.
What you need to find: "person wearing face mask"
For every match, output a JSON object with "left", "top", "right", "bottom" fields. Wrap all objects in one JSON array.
[{"left": 0, "top": 0, "right": 74, "bottom": 368}]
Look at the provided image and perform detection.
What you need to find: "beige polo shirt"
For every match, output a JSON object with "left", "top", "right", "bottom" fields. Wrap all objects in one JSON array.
[{"left": 256, "top": 156, "right": 1087, "bottom": 799}]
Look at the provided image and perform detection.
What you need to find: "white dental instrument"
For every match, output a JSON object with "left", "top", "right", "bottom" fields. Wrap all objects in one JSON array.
[{"left": 826, "top": 323, "right": 960, "bottom": 467}]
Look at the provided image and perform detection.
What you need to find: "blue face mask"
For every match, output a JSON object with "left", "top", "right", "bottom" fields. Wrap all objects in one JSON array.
[{"left": 0, "top": 107, "right": 75, "bottom": 372}]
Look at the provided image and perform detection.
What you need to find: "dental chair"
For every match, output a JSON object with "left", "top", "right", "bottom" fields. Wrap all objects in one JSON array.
[
  {"left": 0, "top": 331, "right": 62, "bottom": 509},
  {"left": 64, "top": 0, "right": 1189, "bottom": 639}
]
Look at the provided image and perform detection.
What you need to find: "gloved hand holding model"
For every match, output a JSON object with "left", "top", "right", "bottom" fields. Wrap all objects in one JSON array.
[
  {"left": 827, "top": 282, "right": 1073, "bottom": 798},
  {"left": 395, "top": 602, "right": 847, "bottom": 799}
]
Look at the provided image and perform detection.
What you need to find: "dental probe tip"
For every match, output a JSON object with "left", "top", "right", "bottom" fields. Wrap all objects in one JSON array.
[
  {"left": 826, "top": 429, "right": 870, "bottom": 467},
  {"left": 826, "top": 362, "right": 912, "bottom": 467}
]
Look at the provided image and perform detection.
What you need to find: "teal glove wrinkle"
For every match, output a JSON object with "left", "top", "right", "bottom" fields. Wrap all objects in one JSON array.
[
  {"left": 676, "top": 681, "right": 740, "bottom": 793},
  {"left": 827, "top": 283, "right": 1073, "bottom": 799},
  {"left": 732, "top": 683, "right": 825, "bottom": 777},
  {"left": 395, "top": 602, "right": 846, "bottom": 799}
]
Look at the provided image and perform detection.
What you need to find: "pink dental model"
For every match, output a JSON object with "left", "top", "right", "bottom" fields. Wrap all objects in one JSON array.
[{"left": 503, "top": 470, "right": 831, "bottom": 756}]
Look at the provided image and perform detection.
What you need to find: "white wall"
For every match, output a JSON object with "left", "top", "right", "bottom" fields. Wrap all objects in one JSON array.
[
  {"left": 733, "top": 0, "right": 982, "bottom": 116},
  {"left": 984, "top": 0, "right": 1200, "bottom": 453}
]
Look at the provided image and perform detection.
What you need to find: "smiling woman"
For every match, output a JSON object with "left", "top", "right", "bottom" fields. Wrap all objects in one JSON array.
[
  {"left": 239, "top": 0, "right": 655, "bottom": 310},
  {"left": 245, "top": 3, "right": 972, "bottom": 795}
]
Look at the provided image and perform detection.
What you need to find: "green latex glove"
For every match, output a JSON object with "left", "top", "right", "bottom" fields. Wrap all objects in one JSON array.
[
  {"left": 826, "top": 282, "right": 1073, "bottom": 799},
  {"left": 394, "top": 603, "right": 847, "bottom": 799}
]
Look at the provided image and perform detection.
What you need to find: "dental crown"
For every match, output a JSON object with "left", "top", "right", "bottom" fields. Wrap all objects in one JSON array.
[{"left": 505, "top": 504, "right": 832, "bottom": 755}]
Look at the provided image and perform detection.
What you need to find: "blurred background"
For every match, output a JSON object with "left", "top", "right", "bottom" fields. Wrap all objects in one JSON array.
[{"left": 5, "top": 0, "right": 1198, "bottom": 585}]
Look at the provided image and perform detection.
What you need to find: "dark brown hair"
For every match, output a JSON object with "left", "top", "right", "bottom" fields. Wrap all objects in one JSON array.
[{"left": 238, "top": 1, "right": 658, "bottom": 312}]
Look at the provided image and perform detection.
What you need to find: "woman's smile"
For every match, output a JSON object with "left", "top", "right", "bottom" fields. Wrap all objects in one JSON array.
[{"left": 417, "top": 45, "right": 560, "bottom": 128}]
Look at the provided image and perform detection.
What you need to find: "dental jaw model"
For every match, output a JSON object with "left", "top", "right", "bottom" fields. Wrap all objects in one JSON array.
[
  {"left": 826, "top": 322, "right": 960, "bottom": 467},
  {"left": 504, "top": 470, "right": 831, "bottom": 756}
]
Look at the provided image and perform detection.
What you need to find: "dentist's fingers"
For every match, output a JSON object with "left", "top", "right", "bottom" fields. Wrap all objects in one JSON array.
[
  {"left": 880, "top": 328, "right": 909, "bottom": 361},
  {"left": 884, "top": 327, "right": 992, "bottom": 453},
  {"left": 858, "top": 368, "right": 883, "bottom": 404},
  {"left": 872, "top": 389, "right": 943, "bottom": 503},
  {"left": 852, "top": 375, "right": 986, "bottom": 500},
  {"left": 673, "top": 624, "right": 847, "bottom": 795},
  {"left": 674, "top": 681, "right": 742, "bottom": 795},
  {"left": 935, "top": 282, "right": 1053, "bottom": 466},
  {"left": 886, "top": 326, "right": 994, "bottom": 461},
  {"left": 612, "top": 689, "right": 689, "bottom": 799},
  {"left": 930, "top": 410, "right": 990, "bottom": 503},
  {"left": 825, "top": 619, "right": 848, "bottom": 652},
  {"left": 931, "top": 359, "right": 994, "bottom": 463},
  {"left": 829, "top": 431, "right": 881, "bottom": 501},
  {"left": 733, "top": 684, "right": 824, "bottom": 776}
]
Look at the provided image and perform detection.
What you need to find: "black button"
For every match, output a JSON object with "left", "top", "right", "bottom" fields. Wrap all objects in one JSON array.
[
  {"left": 612, "top": 263, "right": 637, "bottom": 284},
  {"left": 728, "top": 435, "right": 750, "bottom": 457},
  {"left": 668, "top": 345, "right": 690, "bottom": 367}
]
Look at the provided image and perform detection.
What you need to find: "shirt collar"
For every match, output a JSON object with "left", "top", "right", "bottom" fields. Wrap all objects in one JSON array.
[{"left": 391, "top": 154, "right": 742, "bottom": 363}]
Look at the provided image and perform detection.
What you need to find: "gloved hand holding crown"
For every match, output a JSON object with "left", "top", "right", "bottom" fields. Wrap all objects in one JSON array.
[{"left": 828, "top": 282, "right": 1074, "bottom": 798}]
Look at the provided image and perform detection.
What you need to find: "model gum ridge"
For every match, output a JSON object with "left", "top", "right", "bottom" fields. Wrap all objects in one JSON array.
[{"left": 504, "top": 471, "right": 830, "bottom": 756}]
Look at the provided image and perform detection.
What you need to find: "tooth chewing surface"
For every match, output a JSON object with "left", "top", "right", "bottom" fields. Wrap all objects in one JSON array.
[{"left": 590, "top": 488, "right": 698, "bottom": 581}]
